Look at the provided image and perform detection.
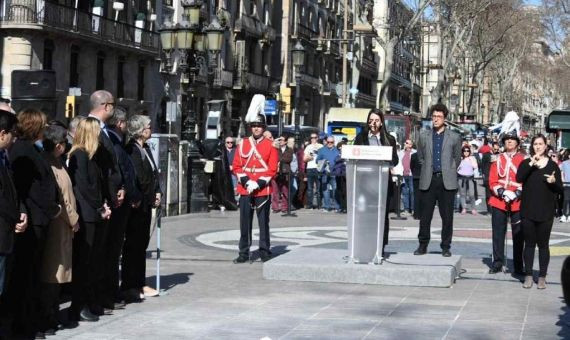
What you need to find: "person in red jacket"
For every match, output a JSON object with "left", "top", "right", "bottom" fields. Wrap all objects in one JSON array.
[
  {"left": 232, "top": 95, "right": 278, "bottom": 263},
  {"left": 488, "top": 132, "right": 525, "bottom": 274}
]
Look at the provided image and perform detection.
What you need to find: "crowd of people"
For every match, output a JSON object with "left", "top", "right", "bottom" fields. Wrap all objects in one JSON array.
[{"left": 0, "top": 91, "right": 161, "bottom": 339}]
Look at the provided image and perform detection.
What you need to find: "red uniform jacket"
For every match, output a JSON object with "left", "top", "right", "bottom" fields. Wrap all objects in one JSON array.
[
  {"left": 233, "top": 136, "right": 278, "bottom": 197},
  {"left": 488, "top": 152, "right": 525, "bottom": 211}
]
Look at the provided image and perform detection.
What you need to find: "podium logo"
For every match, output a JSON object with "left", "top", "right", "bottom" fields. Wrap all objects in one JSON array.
[{"left": 352, "top": 148, "right": 361, "bottom": 157}]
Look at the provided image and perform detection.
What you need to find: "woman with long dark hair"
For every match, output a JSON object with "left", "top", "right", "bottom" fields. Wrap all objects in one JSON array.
[
  {"left": 457, "top": 146, "right": 479, "bottom": 215},
  {"left": 353, "top": 109, "right": 399, "bottom": 255},
  {"left": 516, "top": 134, "right": 563, "bottom": 289}
]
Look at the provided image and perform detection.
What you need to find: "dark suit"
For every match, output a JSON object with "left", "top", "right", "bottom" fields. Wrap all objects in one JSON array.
[
  {"left": 0, "top": 164, "right": 20, "bottom": 254},
  {"left": 416, "top": 128, "right": 462, "bottom": 250},
  {"left": 121, "top": 140, "right": 161, "bottom": 293},
  {"left": 103, "top": 131, "right": 141, "bottom": 305},
  {"left": 68, "top": 149, "right": 106, "bottom": 316},
  {"left": 5, "top": 139, "right": 60, "bottom": 333},
  {"left": 353, "top": 131, "right": 398, "bottom": 249}
]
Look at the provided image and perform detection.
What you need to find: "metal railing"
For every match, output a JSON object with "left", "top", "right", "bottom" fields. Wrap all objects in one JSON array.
[
  {"left": 213, "top": 69, "right": 233, "bottom": 88},
  {"left": 1, "top": 0, "right": 159, "bottom": 52},
  {"left": 246, "top": 72, "right": 269, "bottom": 92}
]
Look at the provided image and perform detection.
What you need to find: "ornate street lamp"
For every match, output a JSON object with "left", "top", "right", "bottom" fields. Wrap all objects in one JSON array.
[
  {"left": 193, "top": 32, "right": 206, "bottom": 52},
  {"left": 205, "top": 17, "right": 224, "bottom": 53},
  {"left": 159, "top": 21, "right": 176, "bottom": 71},
  {"left": 291, "top": 40, "right": 305, "bottom": 143},
  {"left": 182, "top": 0, "right": 202, "bottom": 27}
]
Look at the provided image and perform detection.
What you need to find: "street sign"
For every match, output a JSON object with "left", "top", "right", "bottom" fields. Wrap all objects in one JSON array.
[
  {"left": 166, "top": 101, "right": 177, "bottom": 122},
  {"left": 265, "top": 99, "right": 277, "bottom": 116}
]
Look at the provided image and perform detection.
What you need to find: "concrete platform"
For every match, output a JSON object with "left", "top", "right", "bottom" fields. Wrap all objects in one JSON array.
[{"left": 263, "top": 248, "right": 462, "bottom": 288}]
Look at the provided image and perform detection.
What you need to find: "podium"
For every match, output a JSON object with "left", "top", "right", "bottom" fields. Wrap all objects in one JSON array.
[{"left": 342, "top": 145, "right": 393, "bottom": 264}]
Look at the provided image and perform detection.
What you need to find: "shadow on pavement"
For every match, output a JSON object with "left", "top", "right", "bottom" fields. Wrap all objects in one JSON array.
[{"left": 146, "top": 273, "right": 193, "bottom": 292}]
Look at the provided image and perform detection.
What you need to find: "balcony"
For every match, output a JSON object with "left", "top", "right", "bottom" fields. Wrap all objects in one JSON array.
[
  {"left": 325, "top": 41, "right": 340, "bottom": 57},
  {"left": 0, "top": 0, "right": 159, "bottom": 54},
  {"left": 296, "top": 23, "right": 317, "bottom": 40},
  {"left": 361, "top": 57, "right": 377, "bottom": 74},
  {"left": 245, "top": 72, "right": 269, "bottom": 92},
  {"left": 212, "top": 69, "right": 233, "bottom": 89},
  {"left": 356, "top": 93, "right": 376, "bottom": 107}
]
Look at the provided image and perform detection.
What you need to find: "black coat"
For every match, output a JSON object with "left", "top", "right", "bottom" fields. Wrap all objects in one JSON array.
[
  {"left": 9, "top": 139, "right": 60, "bottom": 227},
  {"left": 68, "top": 149, "right": 105, "bottom": 223},
  {"left": 410, "top": 152, "right": 421, "bottom": 180},
  {"left": 517, "top": 158, "right": 563, "bottom": 222},
  {"left": 0, "top": 163, "right": 21, "bottom": 254},
  {"left": 353, "top": 130, "right": 399, "bottom": 197},
  {"left": 125, "top": 140, "right": 161, "bottom": 209},
  {"left": 93, "top": 127, "right": 123, "bottom": 206},
  {"left": 108, "top": 131, "right": 142, "bottom": 205}
]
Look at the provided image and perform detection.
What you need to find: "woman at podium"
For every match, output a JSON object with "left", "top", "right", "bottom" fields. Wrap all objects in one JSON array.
[{"left": 353, "top": 109, "right": 399, "bottom": 255}]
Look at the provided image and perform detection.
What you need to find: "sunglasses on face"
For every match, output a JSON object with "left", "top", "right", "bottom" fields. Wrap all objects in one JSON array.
[{"left": 226, "top": 142, "right": 233, "bottom": 144}]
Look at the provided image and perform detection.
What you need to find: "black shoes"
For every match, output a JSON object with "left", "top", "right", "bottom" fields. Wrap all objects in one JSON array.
[
  {"left": 442, "top": 249, "right": 452, "bottom": 257},
  {"left": 260, "top": 253, "right": 273, "bottom": 262},
  {"left": 79, "top": 307, "right": 99, "bottom": 322},
  {"left": 233, "top": 254, "right": 249, "bottom": 264},
  {"left": 414, "top": 245, "right": 427, "bottom": 255},
  {"left": 489, "top": 265, "right": 503, "bottom": 274},
  {"left": 35, "top": 331, "right": 46, "bottom": 339}
]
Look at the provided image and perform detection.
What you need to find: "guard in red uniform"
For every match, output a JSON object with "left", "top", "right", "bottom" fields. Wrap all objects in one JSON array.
[
  {"left": 488, "top": 132, "right": 525, "bottom": 274},
  {"left": 232, "top": 95, "right": 278, "bottom": 263}
]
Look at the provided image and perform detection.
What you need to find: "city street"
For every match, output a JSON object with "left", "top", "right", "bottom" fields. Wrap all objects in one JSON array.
[{"left": 54, "top": 206, "right": 570, "bottom": 339}]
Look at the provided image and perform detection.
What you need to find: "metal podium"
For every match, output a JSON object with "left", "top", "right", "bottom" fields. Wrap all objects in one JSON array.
[{"left": 342, "top": 145, "right": 393, "bottom": 264}]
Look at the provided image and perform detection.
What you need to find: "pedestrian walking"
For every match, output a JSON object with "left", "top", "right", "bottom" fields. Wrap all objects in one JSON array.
[
  {"left": 121, "top": 115, "right": 161, "bottom": 302},
  {"left": 399, "top": 139, "right": 415, "bottom": 215},
  {"left": 457, "top": 146, "right": 479, "bottom": 215},
  {"left": 414, "top": 104, "right": 462, "bottom": 257},
  {"left": 560, "top": 151, "right": 570, "bottom": 222},
  {"left": 68, "top": 117, "right": 111, "bottom": 323},
  {"left": 517, "top": 134, "right": 563, "bottom": 289},
  {"left": 332, "top": 141, "right": 347, "bottom": 213},
  {"left": 353, "top": 109, "right": 398, "bottom": 255},
  {"left": 488, "top": 132, "right": 525, "bottom": 275},
  {"left": 232, "top": 95, "right": 278, "bottom": 263}
]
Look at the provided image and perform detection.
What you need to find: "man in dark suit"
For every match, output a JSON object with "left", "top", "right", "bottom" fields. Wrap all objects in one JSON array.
[
  {"left": 414, "top": 103, "right": 462, "bottom": 257},
  {"left": 102, "top": 107, "right": 141, "bottom": 310},
  {"left": 0, "top": 110, "right": 27, "bottom": 297},
  {"left": 87, "top": 90, "right": 125, "bottom": 314}
]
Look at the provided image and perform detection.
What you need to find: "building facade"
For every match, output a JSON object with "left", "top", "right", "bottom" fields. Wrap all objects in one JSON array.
[{"left": 1, "top": 0, "right": 161, "bottom": 121}]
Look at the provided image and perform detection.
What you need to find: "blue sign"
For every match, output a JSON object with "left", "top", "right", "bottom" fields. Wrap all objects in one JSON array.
[{"left": 265, "top": 99, "right": 277, "bottom": 116}]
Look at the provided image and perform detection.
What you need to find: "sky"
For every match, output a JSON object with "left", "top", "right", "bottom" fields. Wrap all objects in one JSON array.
[{"left": 524, "top": 0, "right": 542, "bottom": 5}]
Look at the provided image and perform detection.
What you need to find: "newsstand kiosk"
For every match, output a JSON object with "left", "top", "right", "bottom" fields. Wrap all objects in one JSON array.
[{"left": 342, "top": 145, "right": 393, "bottom": 264}]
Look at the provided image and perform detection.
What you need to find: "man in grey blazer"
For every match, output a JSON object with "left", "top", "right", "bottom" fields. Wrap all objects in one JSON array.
[{"left": 414, "top": 104, "right": 462, "bottom": 257}]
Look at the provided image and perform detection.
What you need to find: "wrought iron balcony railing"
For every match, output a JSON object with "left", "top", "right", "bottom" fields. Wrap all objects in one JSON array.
[{"left": 0, "top": 0, "right": 159, "bottom": 53}]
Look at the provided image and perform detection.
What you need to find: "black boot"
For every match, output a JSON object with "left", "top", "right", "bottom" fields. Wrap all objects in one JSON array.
[
  {"left": 233, "top": 254, "right": 249, "bottom": 264},
  {"left": 413, "top": 244, "right": 427, "bottom": 255}
]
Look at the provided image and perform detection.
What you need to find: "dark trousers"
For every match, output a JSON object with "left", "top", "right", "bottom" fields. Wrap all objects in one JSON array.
[
  {"left": 3, "top": 225, "right": 47, "bottom": 333},
  {"left": 239, "top": 195, "right": 271, "bottom": 256},
  {"left": 491, "top": 208, "right": 524, "bottom": 271},
  {"left": 522, "top": 218, "right": 553, "bottom": 277},
  {"left": 413, "top": 178, "right": 420, "bottom": 219},
  {"left": 335, "top": 175, "right": 347, "bottom": 212},
  {"left": 418, "top": 174, "right": 456, "bottom": 250},
  {"left": 71, "top": 220, "right": 106, "bottom": 314},
  {"left": 38, "top": 283, "right": 60, "bottom": 331},
  {"left": 121, "top": 206, "right": 152, "bottom": 291},
  {"left": 103, "top": 203, "right": 131, "bottom": 304},
  {"left": 306, "top": 169, "right": 320, "bottom": 208}
]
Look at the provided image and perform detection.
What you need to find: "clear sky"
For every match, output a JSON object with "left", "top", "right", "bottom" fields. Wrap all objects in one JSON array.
[{"left": 524, "top": 0, "right": 542, "bottom": 5}]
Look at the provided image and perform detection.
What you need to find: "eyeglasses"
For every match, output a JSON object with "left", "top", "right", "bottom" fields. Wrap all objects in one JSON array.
[
  {"left": 310, "top": 136, "right": 318, "bottom": 139},
  {"left": 102, "top": 102, "right": 115, "bottom": 107},
  {"left": 327, "top": 141, "right": 334, "bottom": 144},
  {"left": 432, "top": 114, "right": 445, "bottom": 119},
  {"left": 226, "top": 141, "right": 233, "bottom": 144}
]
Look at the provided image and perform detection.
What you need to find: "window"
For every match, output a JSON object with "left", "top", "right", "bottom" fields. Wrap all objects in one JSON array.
[
  {"left": 69, "top": 45, "right": 80, "bottom": 87},
  {"left": 117, "top": 56, "right": 125, "bottom": 98},
  {"left": 96, "top": 51, "right": 105, "bottom": 90},
  {"left": 137, "top": 61, "right": 145, "bottom": 100},
  {"left": 43, "top": 39, "right": 54, "bottom": 70}
]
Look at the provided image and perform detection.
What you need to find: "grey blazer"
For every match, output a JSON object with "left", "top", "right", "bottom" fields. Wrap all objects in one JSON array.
[{"left": 416, "top": 128, "right": 462, "bottom": 191}]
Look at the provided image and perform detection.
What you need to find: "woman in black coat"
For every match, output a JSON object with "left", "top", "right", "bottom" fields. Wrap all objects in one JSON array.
[
  {"left": 4, "top": 109, "right": 60, "bottom": 337},
  {"left": 68, "top": 117, "right": 112, "bottom": 322},
  {"left": 353, "top": 109, "right": 399, "bottom": 255},
  {"left": 121, "top": 115, "right": 161, "bottom": 302},
  {"left": 516, "top": 134, "right": 563, "bottom": 290}
]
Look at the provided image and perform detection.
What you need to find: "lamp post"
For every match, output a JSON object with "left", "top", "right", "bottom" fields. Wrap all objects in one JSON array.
[{"left": 291, "top": 40, "right": 305, "bottom": 144}]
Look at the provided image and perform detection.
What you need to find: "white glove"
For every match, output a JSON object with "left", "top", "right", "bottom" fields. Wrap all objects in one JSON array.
[
  {"left": 246, "top": 180, "right": 259, "bottom": 194},
  {"left": 503, "top": 190, "right": 517, "bottom": 203}
]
